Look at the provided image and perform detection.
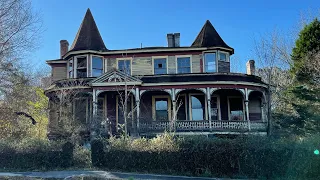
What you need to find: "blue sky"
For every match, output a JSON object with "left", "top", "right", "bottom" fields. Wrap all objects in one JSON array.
[{"left": 32, "top": 0, "right": 319, "bottom": 72}]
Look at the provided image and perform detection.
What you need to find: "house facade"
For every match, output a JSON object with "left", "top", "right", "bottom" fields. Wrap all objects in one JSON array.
[{"left": 45, "top": 9, "right": 269, "bottom": 139}]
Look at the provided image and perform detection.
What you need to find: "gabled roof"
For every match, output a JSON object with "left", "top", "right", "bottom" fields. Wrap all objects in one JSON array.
[
  {"left": 91, "top": 69, "right": 142, "bottom": 86},
  {"left": 70, "top": 8, "right": 107, "bottom": 51},
  {"left": 191, "top": 20, "right": 233, "bottom": 52}
]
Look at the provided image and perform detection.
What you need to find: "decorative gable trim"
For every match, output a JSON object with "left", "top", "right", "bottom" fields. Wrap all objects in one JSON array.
[{"left": 91, "top": 69, "right": 142, "bottom": 86}]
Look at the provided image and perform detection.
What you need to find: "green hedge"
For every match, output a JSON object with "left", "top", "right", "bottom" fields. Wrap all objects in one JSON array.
[
  {"left": 0, "top": 139, "right": 74, "bottom": 170},
  {"left": 91, "top": 134, "right": 320, "bottom": 179}
]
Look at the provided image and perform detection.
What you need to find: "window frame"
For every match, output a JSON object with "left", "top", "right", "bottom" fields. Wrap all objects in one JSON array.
[
  {"left": 227, "top": 96, "right": 245, "bottom": 121},
  {"left": 152, "top": 56, "right": 168, "bottom": 75},
  {"left": 218, "top": 51, "right": 229, "bottom": 62},
  {"left": 188, "top": 93, "right": 207, "bottom": 121},
  {"left": 116, "top": 57, "right": 132, "bottom": 75},
  {"left": 67, "top": 58, "right": 73, "bottom": 78},
  {"left": 210, "top": 95, "right": 221, "bottom": 120},
  {"left": 175, "top": 55, "right": 192, "bottom": 74},
  {"left": 75, "top": 55, "right": 88, "bottom": 78},
  {"left": 203, "top": 50, "right": 230, "bottom": 73},
  {"left": 152, "top": 95, "right": 172, "bottom": 121},
  {"left": 91, "top": 55, "right": 104, "bottom": 77}
]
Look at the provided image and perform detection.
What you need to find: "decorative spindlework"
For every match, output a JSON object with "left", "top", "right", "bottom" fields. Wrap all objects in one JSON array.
[{"left": 91, "top": 69, "right": 142, "bottom": 86}]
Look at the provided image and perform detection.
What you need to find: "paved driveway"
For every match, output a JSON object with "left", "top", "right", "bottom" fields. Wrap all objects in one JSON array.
[{"left": 0, "top": 170, "right": 242, "bottom": 180}]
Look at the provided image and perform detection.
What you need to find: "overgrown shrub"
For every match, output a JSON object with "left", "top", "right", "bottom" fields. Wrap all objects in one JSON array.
[
  {"left": 92, "top": 134, "right": 320, "bottom": 179},
  {"left": 0, "top": 138, "right": 75, "bottom": 170}
]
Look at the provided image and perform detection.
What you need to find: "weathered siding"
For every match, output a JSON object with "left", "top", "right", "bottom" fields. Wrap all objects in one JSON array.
[
  {"left": 132, "top": 57, "right": 152, "bottom": 76},
  {"left": 106, "top": 58, "right": 116, "bottom": 72},
  {"left": 51, "top": 64, "right": 67, "bottom": 81},
  {"left": 167, "top": 56, "right": 176, "bottom": 74},
  {"left": 218, "top": 61, "right": 230, "bottom": 73},
  {"left": 192, "top": 54, "right": 201, "bottom": 73}
]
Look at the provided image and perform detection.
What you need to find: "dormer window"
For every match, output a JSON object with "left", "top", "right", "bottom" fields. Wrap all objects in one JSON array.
[
  {"left": 76, "top": 56, "right": 87, "bottom": 78},
  {"left": 92, "top": 56, "right": 103, "bottom": 77}
]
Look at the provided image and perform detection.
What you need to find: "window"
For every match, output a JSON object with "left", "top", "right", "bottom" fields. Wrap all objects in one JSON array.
[
  {"left": 118, "top": 59, "right": 131, "bottom": 75},
  {"left": 211, "top": 96, "right": 219, "bottom": 120},
  {"left": 152, "top": 96, "right": 171, "bottom": 121},
  {"left": 92, "top": 56, "right": 103, "bottom": 77},
  {"left": 218, "top": 52, "right": 228, "bottom": 61},
  {"left": 190, "top": 94, "right": 205, "bottom": 120},
  {"left": 204, "top": 53, "right": 216, "bottom": 72},
  {"left": 153, "top": 58, "right": 167, "bottom": 74},
  {"left": 177, "top": 57, "right": 191, "bottom": 73},
  {"left": 76, "top": 56, "right": 87, "bottom": 78},
  {"left": 68, "top": 59, "right": 73, "bottom": 78},
  {"left": 228, "top": 97, "right": 244, "bottom": 120}
]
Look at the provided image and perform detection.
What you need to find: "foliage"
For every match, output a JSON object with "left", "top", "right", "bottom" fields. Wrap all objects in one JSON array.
[
  {"left": 91, "top": 135, "right": 320, "bottom": 179},
  {"left": 291, "top": 18, "right": 320, "bottom": 82}
]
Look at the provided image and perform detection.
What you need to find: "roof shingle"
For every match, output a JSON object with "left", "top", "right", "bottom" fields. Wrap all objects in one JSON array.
[
  {"left": 70, "top": 8, "right": 107, "bottom": 51},
  {"left": 191, "top": 20, "right": 233, "bottom": 53}
]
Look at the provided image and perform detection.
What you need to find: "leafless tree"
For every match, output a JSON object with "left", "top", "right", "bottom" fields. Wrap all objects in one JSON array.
[{"left": 253, "top": 30, "right": 293, "bottom": 135}]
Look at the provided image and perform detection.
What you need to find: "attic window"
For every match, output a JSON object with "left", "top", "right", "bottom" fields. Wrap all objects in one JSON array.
[{"left": 153, "top": 58, "right": 167, "bottom": 74}]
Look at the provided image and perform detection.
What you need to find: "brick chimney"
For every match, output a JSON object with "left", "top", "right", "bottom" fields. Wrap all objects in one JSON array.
[
  {"left": 60, "top": 40, "right": 69, "bottom": 58},
  {"left": 167, "top": 33, "right": 180, "bottom": 47},
  {"left": 246, "top": 60, "right": 255, "bottom": 75}
]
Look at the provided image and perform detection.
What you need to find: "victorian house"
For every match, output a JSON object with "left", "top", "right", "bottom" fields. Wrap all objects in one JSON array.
[{"left": 45, "top": 9, "right": 269, "bottom": 139}]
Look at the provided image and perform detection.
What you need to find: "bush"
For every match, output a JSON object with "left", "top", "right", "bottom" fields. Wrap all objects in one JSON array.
[
  {"left": 92, "top": 134, "right": 320, "bottom": 179},
  {"left": 0, "top": 138, "right": 75, "bottom": 170}
]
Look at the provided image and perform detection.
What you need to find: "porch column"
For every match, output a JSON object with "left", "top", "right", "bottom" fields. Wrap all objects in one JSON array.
[
  {"left": 135, "top": 88, "right": 140, "bottom": 131},
  {"left": 261, "top": 103, "right": 266, "bottom": 122},
  {"left": 91, "top": 89, "right": 98, "bottom": 140},
  {"left": 171, "top": 88, "right": 176, "bottom": 131},
  {"left": 206, "top": 87, "right": 212, "bottom": 130},
  {"left": 245, "top": 88, "right": 251, "bottom": 131}
]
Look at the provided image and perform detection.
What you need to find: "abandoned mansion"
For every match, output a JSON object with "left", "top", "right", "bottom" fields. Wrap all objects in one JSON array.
[{"left": 45, "top": 9, "right": 269, "bottom": 139}]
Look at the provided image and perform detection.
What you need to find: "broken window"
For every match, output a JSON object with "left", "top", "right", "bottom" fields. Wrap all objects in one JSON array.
[{"left": 154, "top": 58, "right": 167, "bottom": 74}]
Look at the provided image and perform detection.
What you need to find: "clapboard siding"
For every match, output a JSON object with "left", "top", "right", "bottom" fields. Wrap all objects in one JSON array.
[
  {"left": 218, "top": 61, "right": 230, "bottom": 73},
  {"left": 52, "top": 64, "right": 67, "bottom": 81},
  {"left": 192, "top": 54, "right": 201, "bottom": 73},
  {"left": 106, "top": 58, "right": 116, "bottom": 72},
  {"left": 167, "top": 56, "right": 176, "bottom": 74},
  {"left": 132, "top": 57, "right": 152, "bottom": 75}
]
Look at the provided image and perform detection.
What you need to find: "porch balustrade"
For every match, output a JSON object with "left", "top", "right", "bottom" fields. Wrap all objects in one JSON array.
[{"left": 138, "top": 120, "right": 267, "bottom": 133}]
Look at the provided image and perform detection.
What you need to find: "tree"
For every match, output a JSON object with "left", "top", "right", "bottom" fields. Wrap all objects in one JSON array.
[{"left": 291, "top": 18, "right": 320, "bottom": 83}]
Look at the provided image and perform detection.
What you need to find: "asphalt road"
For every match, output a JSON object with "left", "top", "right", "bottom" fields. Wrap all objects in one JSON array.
[{"left": 0, "top": 170, "right": 241, "bottom": 180}]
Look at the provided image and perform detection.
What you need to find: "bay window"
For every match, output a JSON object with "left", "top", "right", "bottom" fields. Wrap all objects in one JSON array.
[
  {"left": 68, "top": 59, "right": 73, "bottom": 78},
  {"left": 92, "top": 56, "right": 103, "bottom": 77},
  {"left": 204, "top": 53, "right": 216, "bottom": 72},
  {"left": 76, "top": 56, "right": 87, "bottom": 78}
]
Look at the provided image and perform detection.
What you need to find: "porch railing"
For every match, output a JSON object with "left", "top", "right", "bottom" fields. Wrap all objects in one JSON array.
[{"left": 138, "top": 120, "right": 267, "bottom": 133}]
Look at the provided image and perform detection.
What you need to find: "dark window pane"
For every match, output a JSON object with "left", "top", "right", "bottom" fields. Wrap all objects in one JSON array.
[
  {"left": 211, "top": 97, "right": 218, "bottom": 120},
  {"left": 229, "top": 97, "right": 243, "bottom": 120},
  {"left": 154, "top": 58, "right": 167, "bottom": 74},
  {"left": 77, "top": 57, "right": 87, "bottom": 68},
  {"left": 177, "top": 57, "right": 190, "bottom": 73},
  {"left": 92, "top": 57, "right": 103, "bottom": 69},
  {"left": 155, "top": 98, "right": 168, "bottom": 121},
  {"left": 205, "top": 53, "right": 216, "bottom": 72},
  {"left": 118, "top": 60, "right": 131, "bottom": 75},
  {"left": 219, "top": 52, "right": 227, "bottom": 61},
  {"left": 177, "top": 96, "right": 186, "bottom": 120}
]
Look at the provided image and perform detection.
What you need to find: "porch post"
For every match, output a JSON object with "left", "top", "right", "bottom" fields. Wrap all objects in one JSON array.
[
  {"left": 171, "top": 88, "right": 176, "bottom": 131},
  {"left": 91, "top": 89, "right": 98, "bottom": 140},
  {"left": 245, "top": 88, "right": 251, "bottom": 131},
  {"left": 206, "top": 87, "right": 212, "bottom": 130},
  {"left": 135, "top": 88, "right": 140, "bottom": 132},
  {"left": 261, "top": 103, "right": 266, "bottom": 122}
]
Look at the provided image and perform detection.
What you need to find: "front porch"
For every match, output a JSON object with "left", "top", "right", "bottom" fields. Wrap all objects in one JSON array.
[{"left": 89, "top": 87, "right": 267, "bottom": 136}]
